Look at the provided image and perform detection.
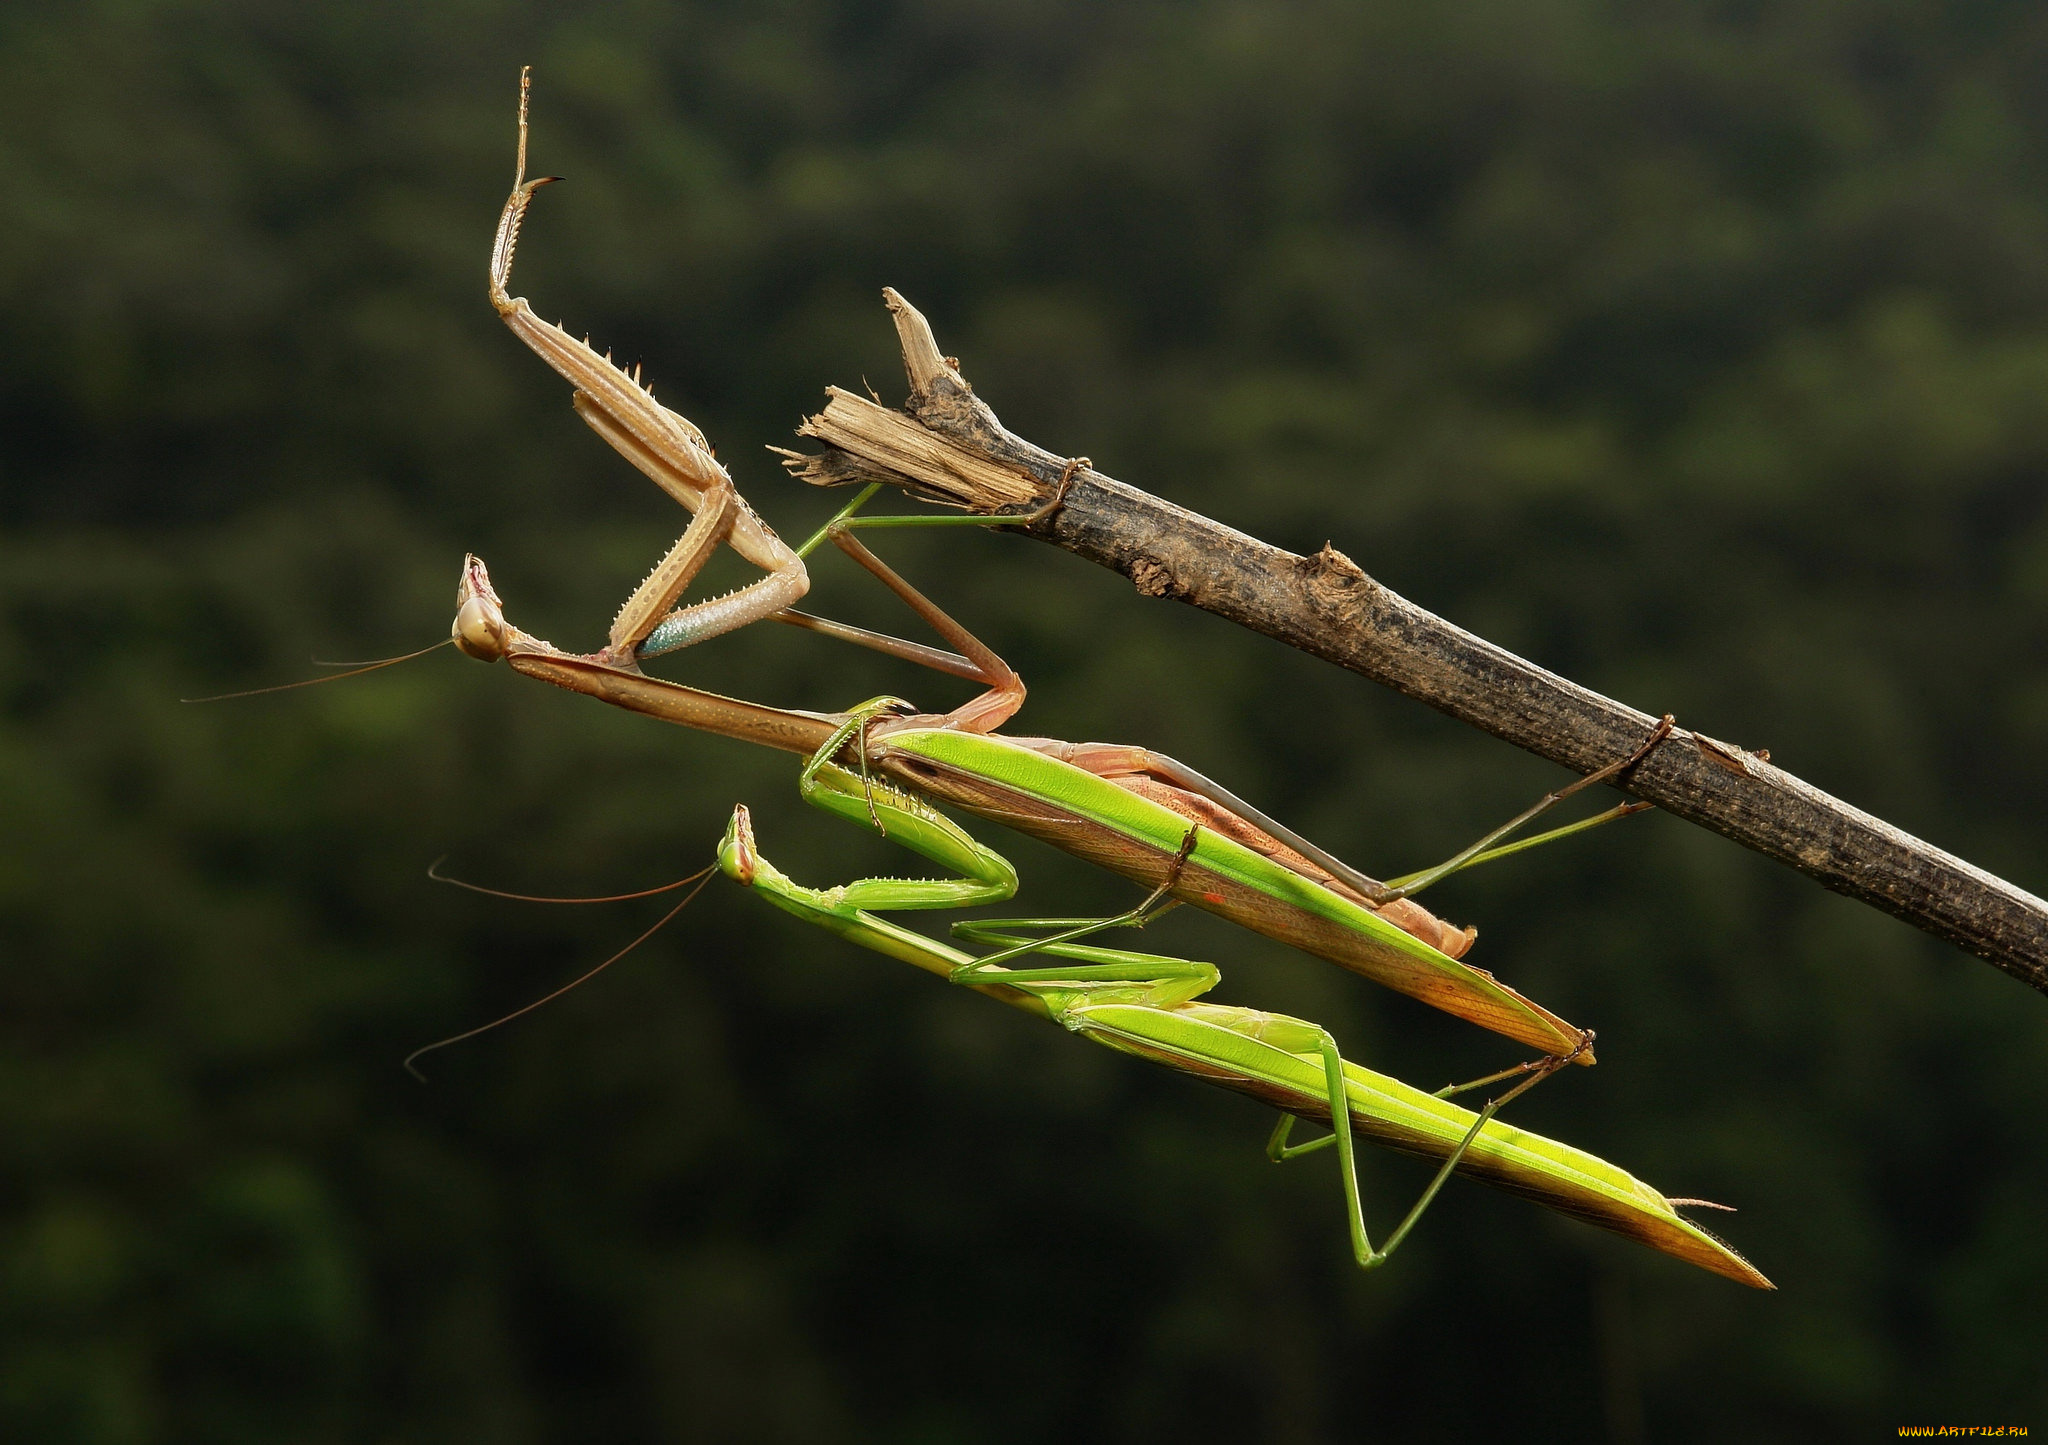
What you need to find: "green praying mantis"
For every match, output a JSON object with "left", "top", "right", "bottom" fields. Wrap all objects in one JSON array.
[{"left": 440, "top": 71, "right": 1771, "bottom": 1288}]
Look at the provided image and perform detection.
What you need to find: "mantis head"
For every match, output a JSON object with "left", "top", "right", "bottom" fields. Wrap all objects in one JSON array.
[
  {"left": 452, "top": 555, "right": 514, "bottom": 662},
  {"left": 719, "top": 805, "right": 760, "bottom": 885}
]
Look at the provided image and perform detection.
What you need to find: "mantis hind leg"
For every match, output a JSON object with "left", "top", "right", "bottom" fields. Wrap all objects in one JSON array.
[
  {"left": 1384, "top": 715, "right": 1677, "bottom": 900},
  {"left": 1266, "top": 1031, "right": 1576, "bottom": 1270},
  {"left": 1263, "top": 1025, "right": 1487, "bottom": 1270}
]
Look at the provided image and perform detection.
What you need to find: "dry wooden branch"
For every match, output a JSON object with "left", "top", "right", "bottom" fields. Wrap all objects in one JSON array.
[{"left": 777, "top": 289, "right": 2048, "bottom": 997}]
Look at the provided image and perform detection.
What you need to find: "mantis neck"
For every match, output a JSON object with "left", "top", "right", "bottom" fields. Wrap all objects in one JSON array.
[{"left": 506, "top": 651, "right": 844, "bottom": 756}]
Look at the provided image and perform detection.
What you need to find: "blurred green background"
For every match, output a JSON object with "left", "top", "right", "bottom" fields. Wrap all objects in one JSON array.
[{"left": 6, "top": 1, "right": 2048, "bottom": 1440}]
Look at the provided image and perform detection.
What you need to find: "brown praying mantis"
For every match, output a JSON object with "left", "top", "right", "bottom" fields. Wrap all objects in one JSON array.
[{"left": 437, "top": 70, "right": 1768, "bottom": 1286}]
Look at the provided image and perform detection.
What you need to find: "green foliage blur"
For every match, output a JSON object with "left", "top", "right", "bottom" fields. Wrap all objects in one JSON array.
[{"left": 5, "top": 1, "right": 2047, "bottom": 1439}]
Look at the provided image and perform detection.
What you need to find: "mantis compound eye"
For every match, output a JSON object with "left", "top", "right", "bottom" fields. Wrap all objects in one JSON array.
[{"left": 452, "top": 594, "right": 509, "bottom": 661}]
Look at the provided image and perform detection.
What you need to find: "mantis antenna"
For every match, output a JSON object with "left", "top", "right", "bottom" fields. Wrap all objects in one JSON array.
[
  {"left": 402, "top": 861, "right": 718, "bottom": 1080},
  {"left": 426, "top": 857, "right": 712, "bottom": 904},
  {"left": 180, "top": 638, "right": 453, "bottom": 703}
]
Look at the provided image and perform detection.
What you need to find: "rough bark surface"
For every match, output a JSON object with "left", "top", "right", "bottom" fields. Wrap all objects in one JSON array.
[{"left": 777, "top": 290, "right": 2048, "bottom": 997}]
